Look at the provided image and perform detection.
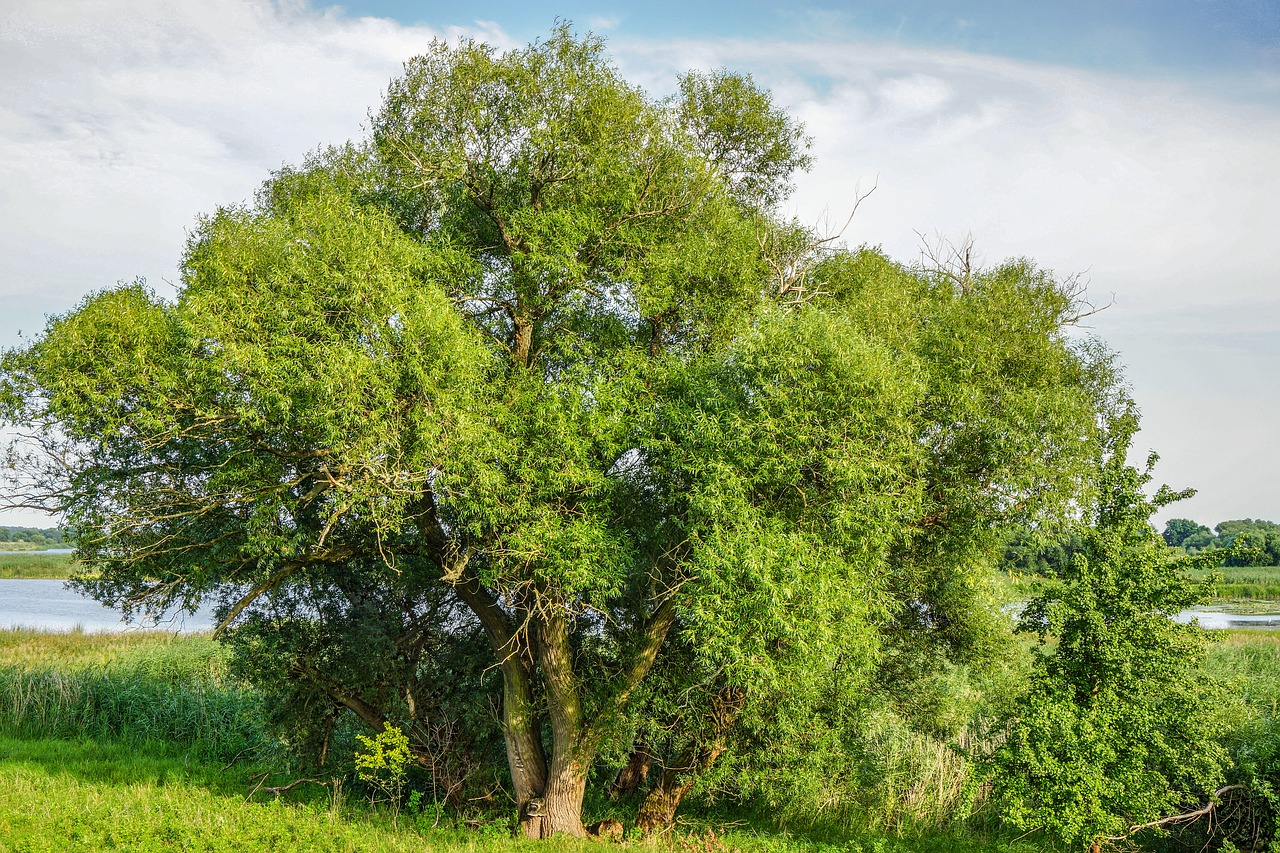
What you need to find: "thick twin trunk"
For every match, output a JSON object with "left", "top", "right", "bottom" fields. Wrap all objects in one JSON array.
[
  {"left": 500, "top": 661, "right": 549, "bottom": 839},
  {"left": 451, "top": 557, "right": 677, "bottom": 839},
  {"left": 533, "top": 605, "right": 592, "bottom": 837}
]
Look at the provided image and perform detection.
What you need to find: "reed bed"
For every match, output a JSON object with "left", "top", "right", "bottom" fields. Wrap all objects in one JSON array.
[
  {"left": 0, "top": 629, "right": 270, "bottom": 763},
  {"left": 0, "top": 552, "right": 77, "bottom": 579},
  {"left": 0, "top": 626, "right": 209, "bottom": 670}
]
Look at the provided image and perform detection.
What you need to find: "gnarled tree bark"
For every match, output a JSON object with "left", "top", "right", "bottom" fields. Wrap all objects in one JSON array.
[{"left": 636, "top": 685, "right": 746, "bottom": 835}]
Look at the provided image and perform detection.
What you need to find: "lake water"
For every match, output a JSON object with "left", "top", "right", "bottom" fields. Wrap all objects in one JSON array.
[
  {"left": 2, "top": 579, "right": 1279, "bottom": 634},
  {"left": 0, "top": 579, "right": 215, "bottom": 633},
  {"left": 1174, "top": 607, "right": 1280, "bottom": 631},
  {"left": 0, "top": 549, "right": 75, "bottom": 555}
]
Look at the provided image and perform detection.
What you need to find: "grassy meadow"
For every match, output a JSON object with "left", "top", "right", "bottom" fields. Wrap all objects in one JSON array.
[
  {"left": 3, "top": 561, "right": 1280, "bottom": 851},
  {"left": 0, "top": 628, "right": 1056, "bottom": 852},
  {"left": 1195, "top": 564, "right": 1280, "bottom": 600},
  {"left": 0, "top": 552, "right": 77, "bottom": 579}
]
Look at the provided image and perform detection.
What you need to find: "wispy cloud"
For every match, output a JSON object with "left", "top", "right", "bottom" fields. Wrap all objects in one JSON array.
[
  {"left": 1, "top": 2, "right": 1276, "bottom": 523},
  {"left": 614, "top": 37, "right": 1280, "bottom": 320},
  {"left": 0, "top": 0, "right": 505, "bottom": 314},
  {"left": 588, "top": 15, "right": 621, "bottom": 31}
]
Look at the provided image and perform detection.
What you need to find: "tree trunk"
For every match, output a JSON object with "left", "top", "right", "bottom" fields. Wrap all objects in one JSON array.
[
  {"left": 446, "top": 571, "right": 549, "bottom": 839},
  {"left": 608, "top": 742, "right": 652, "bottom": 798},
  {"left": 539, "top": 758, "right": 590, "bottom": 837},
  {"left": 635, "top": 743, "right": 719, "bottom": 835},
  {"left": 502, "top": 666, "right": 549, "bottom": 840},
  {"left": 534, "top": 602, "right": 594, "bottom": 837},
  {"left": 635, "top": 686, "right": 746, "bottom": 835}
]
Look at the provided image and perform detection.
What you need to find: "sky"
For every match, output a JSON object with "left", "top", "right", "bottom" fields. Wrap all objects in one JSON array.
[{"left": 1, "top": 0, "right": 1277, "bottom": 529}]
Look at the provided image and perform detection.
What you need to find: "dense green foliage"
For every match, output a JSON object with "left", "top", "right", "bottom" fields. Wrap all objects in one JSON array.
[
  {"left": 1163, "top": 517, "right": 1280, "bottom": 565},
  {"left": 0, "top": 526, "right": 65, "bottom": 547},
  {"left": 986, "top": 418, "right": 1228, "bottom": 849},
  {"left": 0, "top": 26, "right": 1131, "bottom": 839}
]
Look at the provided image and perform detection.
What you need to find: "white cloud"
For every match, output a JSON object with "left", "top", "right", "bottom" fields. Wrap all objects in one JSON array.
[
  {"left": 588, "top": 16, "right": 621, "bottom": 31},
  {"left": 0, "top": 0, "right": 507, "bottom": 310},
  {"left": 1, "top": 4, "right": 1277, "bottom": 524},
  {"left": 613, "top": 36, "right": 1280, "bottom": 522}
]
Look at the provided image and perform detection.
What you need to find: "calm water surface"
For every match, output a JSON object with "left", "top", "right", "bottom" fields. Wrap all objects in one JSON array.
[
  {"left": 0, "top": 579, "right": 215, "bottom": 632},
  {"left": 2, "top": 579, "right": 1278, "bottom": 634}
]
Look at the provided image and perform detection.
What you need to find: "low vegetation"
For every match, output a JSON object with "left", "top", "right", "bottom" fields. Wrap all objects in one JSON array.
[
  {"left": 2, "top": 625, "right": 1279, "bottom": 851},
  {"left": 0, "top": 552, "right": 76, "bottom": 579},
  {"left": 0, "top": 632, "right": 1028, "bottom": 851}
]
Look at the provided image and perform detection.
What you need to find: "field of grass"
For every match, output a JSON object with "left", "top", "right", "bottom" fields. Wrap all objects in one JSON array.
[
  {"left": 999, "top": 563, "right": 1280, "bottom": 606},
  {"left": 0, "top": 552, "right": 77, "bottom": 579},
  {"left": 0, "top": 734, "right": 1048, "bottom": 853},
  {"left": 0, "top": 630, "right": 1055, "bottom": 852},
  {"left": 4, "top": 626, "right": 1279, "bottom": 851},
  {"left": 0, "top": 627, "right": 207, "bottom": 669},
  {"left": 1194, "top": 564, "right": 1280, "bottom": 600},
  {"left": 0, "top": 732, "right": 1047, "bottom": 853}
]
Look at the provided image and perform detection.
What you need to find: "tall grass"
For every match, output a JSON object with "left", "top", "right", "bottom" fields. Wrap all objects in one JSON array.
[
  {"left": 0, "top": 627, "right": 208, "bottom": 669},
  {"left": 0, "top": 552, "right": 77, "bottom": 579},
  {"left": 1191, "top": 565, "right": 1280, "bottom": 601},
  {"left": 0, "top": 629, "right": 271, "bottom": 763}
]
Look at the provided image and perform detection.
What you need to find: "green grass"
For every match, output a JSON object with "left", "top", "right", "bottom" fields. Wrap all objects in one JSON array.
[
  {"left": 1191, "top": 564, "right": 1280, "bottom": 600},
  {"left": 0, "top": 629, "right": 268, "bottom": 764},
  {"left": 0, "top": 627, "right": 213, "bottom": 670},
  {"left": 0, "top": 736, "right": 489, "bottom": 852},
  {"left": 1207, "top": 629, "right": 1280, "bottom": 706},
  {"left": 999, "top": 564, "right": 1280, "bottom": 608},
  {"left": 0, "top": 552, "right": 77, "bottom": 579},
  {"left": 0, "top": 734, "right": 1048, "bottom": 853},
  {"left": 0, "top": 631, "right": 1052, "bottom": 852},
  {"left": 0, "top": 735, "right": 1043, "bottom": 853}
]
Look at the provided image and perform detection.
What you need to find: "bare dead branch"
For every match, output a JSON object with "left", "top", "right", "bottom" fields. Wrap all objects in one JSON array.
[{"left": 1102, "top": 785, "right": 1249, "bottom": 845}]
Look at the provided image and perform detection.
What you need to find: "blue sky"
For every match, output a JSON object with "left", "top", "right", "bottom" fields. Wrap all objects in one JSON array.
[
  {"left": 0, "top": 0, "right": 1277, "bottom": 527},
  {"left": 337, "top": 0, "right": 1280, "bottom": 84}
]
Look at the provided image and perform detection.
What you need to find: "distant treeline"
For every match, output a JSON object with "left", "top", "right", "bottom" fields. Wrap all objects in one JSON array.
[
  {"left": 0, "top": 527, "right": 66, "bottom": 547},
  {"left": 1005, "top": 518, "right": 1280, "bottom": 573},
  {"left": 1162, "top": 518, "right": 1280, "bottom": 566}
]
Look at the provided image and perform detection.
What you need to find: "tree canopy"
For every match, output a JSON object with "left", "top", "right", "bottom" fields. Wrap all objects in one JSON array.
[
  {"left": 0, "top": 26, "right": 1121, "bottom": 838},
  {"left": 1163, "top": 517, "right": 1280, "bottom": 565}
]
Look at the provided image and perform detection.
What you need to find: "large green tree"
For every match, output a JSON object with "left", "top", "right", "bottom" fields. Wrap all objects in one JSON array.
[{"left": 0, "top": 28, "right": 1117, "bottom": 837}]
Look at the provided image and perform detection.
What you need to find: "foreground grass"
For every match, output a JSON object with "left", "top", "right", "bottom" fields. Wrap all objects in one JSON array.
[
  {"left": 0, "top": 552, "right": 77, "bottom": 579},
  {"left": 0, "top": 736, "right": 491, "bottom": 853},
  {"left": 0, "top": 630, "right": 1049, "bottom": 852},
  {"left": 0, "top": 629, "right": 266, "bottom": 766},
  {"left": 0, "top": 736, "right": 1045, "bottom": 853},
  {"left": 1207, "top": 629, "right": 1280, "bottom": 704}
]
